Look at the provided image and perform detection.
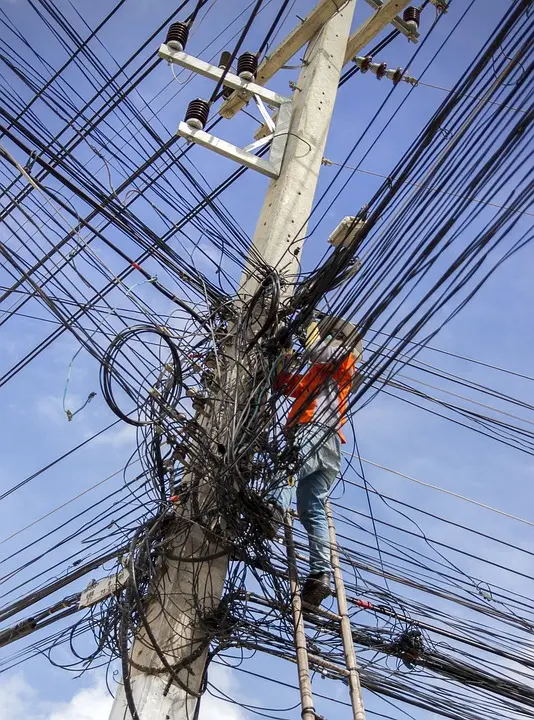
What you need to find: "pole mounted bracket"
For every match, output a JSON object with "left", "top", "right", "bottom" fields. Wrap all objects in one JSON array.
[
  {"left": 158, "top": 44, "right": 293, "bottom": 179},
  {"left": 79, "top": 568, "right": 130, "bottom": 608},
  {"left": 363, "top": 0, "right": 420, "bottom": 42},
  {"left": 429, "top": 0, "right": 448, "bottom": 11}
]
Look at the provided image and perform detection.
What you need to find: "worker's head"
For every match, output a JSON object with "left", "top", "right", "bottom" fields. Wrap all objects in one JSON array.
[
  {"left": 316, "top": 315, "right": 362, "bottom": 359},
  {"left": 332, "top": 326, "right": 349, "bottom": 343},
  {"left": 324, "top": 322, "right": 351, "bottom": 348}
]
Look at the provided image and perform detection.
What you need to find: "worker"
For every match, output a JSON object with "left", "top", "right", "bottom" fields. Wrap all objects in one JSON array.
[{"left": 264, "top": 317, "right": 359, "bottom": 606}]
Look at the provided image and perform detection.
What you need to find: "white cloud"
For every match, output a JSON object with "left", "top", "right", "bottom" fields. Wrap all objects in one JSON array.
[
  {"left": 91, "top": 423, "right": 137, "bottom": 448},
  {"left": 0, "top": 674, "right": 112, "bottom": 720},
  {"left": 48, "top": 681, "right": 113, "bottom": 720},
  {"left": 0, "top": 666, "right": 247, "bottom": 720},
  {"left": 200, "top": 693, "right": 245, "bottom": 720},
  {"left": 0, "top": 675, "right": 37, "bottom": 720},
  {"left": 200, "top": 665, "right": 246, "bottom": 720},
  {"left": 35, "top": 395, "right": 67, "bottom": 425}
]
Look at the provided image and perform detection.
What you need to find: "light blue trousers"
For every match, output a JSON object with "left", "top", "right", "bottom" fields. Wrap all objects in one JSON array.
[{"left": 267, "top": 423, "right": 341, "bottom": 574}]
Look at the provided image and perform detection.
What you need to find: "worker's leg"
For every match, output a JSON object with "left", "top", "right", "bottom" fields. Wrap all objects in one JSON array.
[
  {"left": 261, "top": 479, "right": 295, "bottom": 539},
  {"left": 265, "top": 428, "right": 299, "bottom": 513},
  {"left": 265, "top": 475, "right": 296, "bottom": 514},
  {"left": 296, "top": 469, "right": 331, "bottom": 574},
  {"left": 296, "top": 431, "right": 341, "bottom": 575},
  {"left": 264, "top": 437, "right": 298, "bottom": 537}
]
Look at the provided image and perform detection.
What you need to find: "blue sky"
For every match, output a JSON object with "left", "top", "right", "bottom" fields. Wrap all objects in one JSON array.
[{"left": 0, "top": 0, "right": 532, "bottom": 718}]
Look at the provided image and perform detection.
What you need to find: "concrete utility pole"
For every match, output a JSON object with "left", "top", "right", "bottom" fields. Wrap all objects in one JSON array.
[
  {"left": 109, "top": 2, "right": 412, "bottom": 718},
  {"left": 239, "top": 0, "right": 357, "bottom": 301}
]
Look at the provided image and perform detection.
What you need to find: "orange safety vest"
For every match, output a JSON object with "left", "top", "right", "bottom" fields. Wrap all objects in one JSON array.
[{"left": 274, "top": 352, "right": 356, "bottom": 443}]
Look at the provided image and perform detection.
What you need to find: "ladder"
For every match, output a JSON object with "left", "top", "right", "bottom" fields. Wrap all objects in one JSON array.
[{"left": 283, "top": 504, "right": 366, "bottom": 720}]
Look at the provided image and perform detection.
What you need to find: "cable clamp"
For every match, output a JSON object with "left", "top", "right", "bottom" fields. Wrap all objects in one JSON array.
[{"left": 24, "top": 150, "right": 36, "bottom": 174}]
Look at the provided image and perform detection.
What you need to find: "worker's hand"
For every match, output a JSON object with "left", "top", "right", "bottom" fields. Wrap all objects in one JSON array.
[
  {"left": 274, "top": 347, "right": 293, "bottom": 376},
  {"left": 275, "top": 325, "right": 293, "bottom": 350}
]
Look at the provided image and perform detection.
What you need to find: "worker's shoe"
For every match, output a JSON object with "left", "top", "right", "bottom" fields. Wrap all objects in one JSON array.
[
  {"left": 302, "top": 572, "right": 331, "bottom": 607},
  {"left": 260, "top": 501, "right": 285, "bottom": 540}
]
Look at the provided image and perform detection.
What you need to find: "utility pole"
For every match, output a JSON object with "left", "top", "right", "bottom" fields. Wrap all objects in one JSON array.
[
  {"left": 109, "top": 2, "right": 413, "bottom": 718},
  {"left": 239, "top": 0, "right": 357, "bottom": 300}
]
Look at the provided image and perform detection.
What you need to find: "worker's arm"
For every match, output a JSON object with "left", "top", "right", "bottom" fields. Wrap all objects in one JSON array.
[
  {"left": 272, "top": 332, "right": 304, "bottom": 398},
  {"left": 274, "top": 368, "right": 304, "bottom": 398}
]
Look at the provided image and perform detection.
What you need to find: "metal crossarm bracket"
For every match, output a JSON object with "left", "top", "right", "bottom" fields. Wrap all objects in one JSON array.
[
  {"left": 429, "top": 0, "right": 448, "bottom": 11},
  {"left": 364, "top": 0, "right": 420, "bottom": 42},
  {"left": 79, "top": 568, "right": 130, "bottom": 608},
  {"left": 158, "top": 44, "right": 293, "bottom": 179}
]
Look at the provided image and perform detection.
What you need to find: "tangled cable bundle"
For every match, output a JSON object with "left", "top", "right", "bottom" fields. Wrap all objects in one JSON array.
[
  {"left": 0, "top": 1, "right": 533, "bottom": 719},
  {"left": 100, "top": 325, "right": 184, "bottom": 427}
]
